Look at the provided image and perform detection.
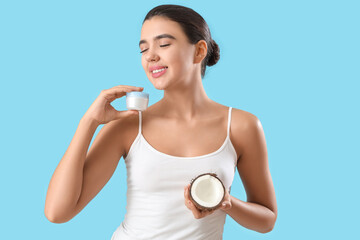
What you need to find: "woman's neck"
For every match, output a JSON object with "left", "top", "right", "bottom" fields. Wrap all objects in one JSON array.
[{"left": 159, "top": 79, "right": 214, "bottom": 121}]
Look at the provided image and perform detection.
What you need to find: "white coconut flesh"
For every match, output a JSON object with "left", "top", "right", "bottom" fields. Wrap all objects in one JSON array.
[{"left": 191, "top": 175, "right": 224, "bottom": 207}]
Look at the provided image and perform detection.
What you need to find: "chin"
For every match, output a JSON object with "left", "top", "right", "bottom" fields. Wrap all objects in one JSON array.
[
  {"left": 149, "top": 77, "right": 170, "bottom": 90},
  {"left": 153, "top": 82, "right": 167, "bottom": 90}
]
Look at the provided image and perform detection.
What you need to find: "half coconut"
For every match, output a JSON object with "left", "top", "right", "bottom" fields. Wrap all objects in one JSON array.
[{"left": 189, "top": 173, "right": 225, "bottom": 212}]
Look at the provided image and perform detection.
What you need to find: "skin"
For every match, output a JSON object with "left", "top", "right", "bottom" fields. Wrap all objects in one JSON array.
[
  {"left": 44, "top": 15, "right": 277, "bottom": 234},
  {"left": 140, "top": 17, "right": 277, "bottom": 232},
  {"left": 138, "top": 16, "right": 277, "bottom": 232}
]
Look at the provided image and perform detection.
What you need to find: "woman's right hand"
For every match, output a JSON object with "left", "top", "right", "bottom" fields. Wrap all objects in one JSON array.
[{"left": 83, "top": 85, "right": 144, "bottom": 125}]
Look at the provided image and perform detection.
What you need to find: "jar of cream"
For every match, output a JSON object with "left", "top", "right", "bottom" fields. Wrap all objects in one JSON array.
[{"left": 126, "top": 91, "right": 149, "bottom": 111}]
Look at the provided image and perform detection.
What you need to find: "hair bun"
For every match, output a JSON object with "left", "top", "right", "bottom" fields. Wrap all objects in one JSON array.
[{"left": 207, "top": 39, "right": 220, "bottom": 66}]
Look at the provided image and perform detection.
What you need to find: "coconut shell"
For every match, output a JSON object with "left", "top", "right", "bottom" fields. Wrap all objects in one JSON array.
[{"left": 188, "top": 173, "right": 225, "bottom": 212}]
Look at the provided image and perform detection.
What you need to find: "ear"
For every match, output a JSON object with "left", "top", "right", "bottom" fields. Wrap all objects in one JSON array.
[{"left": 194, "top": 40, "right": 207, "bottom": 64}]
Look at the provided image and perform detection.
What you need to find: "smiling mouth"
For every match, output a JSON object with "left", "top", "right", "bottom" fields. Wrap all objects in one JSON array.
[{"left": 151, "top": 67, "right": 168, "bottom": 74}]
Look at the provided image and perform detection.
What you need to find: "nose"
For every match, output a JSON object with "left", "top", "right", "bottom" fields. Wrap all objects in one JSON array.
[{"left": 145, "top": 48, "right": 160, "bottom": 62}]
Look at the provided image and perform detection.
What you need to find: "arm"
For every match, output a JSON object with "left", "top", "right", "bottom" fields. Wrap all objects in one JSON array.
[
  {"left": 44, "top": 116, "right": 125, "bottom": 223},
  {"left": 222, "top": 114, "right": 277, "bottom": 233}
]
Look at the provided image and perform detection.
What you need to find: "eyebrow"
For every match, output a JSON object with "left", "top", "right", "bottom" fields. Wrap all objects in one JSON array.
[{"left": 139, "top": 34, "right": 176, "bottom": 47}]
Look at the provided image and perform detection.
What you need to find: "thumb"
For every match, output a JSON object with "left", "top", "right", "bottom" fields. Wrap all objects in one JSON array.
[
  {"left": 115, "top": 109, "right": 139, "bottom": 120},
  {"left": 221, "top": 201, "right": 231, "bottom": 209}
]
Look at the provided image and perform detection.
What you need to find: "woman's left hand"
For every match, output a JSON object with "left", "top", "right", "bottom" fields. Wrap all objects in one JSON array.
[{"left": 184, "top": 183, "right": 232, "bottom": 219}]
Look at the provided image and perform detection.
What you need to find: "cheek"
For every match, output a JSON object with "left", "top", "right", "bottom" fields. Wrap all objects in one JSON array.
[
  {"left": 141, "top": 57, "right": 145, "bottom": 68},
  {"left": 179, "top": 53, "right": 194, "bottom": 72},
  {"left": 141, "top": 58, "right": 148, "bottom": 73},
  {"left": 169, "top": 49, "right": 193, "bottom": 72}
]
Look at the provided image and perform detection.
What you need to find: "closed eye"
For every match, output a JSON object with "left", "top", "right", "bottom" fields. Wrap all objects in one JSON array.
[
  {"left": 160, "top": 44, "right": 171, "bottom": 47},
  {"left": 139, "top": 44, "right": 171, "bottom": 54}
]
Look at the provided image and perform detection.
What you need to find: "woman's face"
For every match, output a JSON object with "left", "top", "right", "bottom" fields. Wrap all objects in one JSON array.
[{"left": 139, "top": 16, "right": 198, "bottom": 90}]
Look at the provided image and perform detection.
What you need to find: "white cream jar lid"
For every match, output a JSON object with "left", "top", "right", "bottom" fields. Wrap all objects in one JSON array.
[{"left": 126, "top": 91, "right": 149, "bottom": 99}]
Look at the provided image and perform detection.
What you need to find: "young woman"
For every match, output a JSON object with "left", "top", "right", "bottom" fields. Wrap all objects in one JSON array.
[{"left": 45, "top": 4, "right": 277, "bottom": 239}]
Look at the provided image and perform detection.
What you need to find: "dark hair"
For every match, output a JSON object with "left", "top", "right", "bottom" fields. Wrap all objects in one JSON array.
[{"left": 143, "top": 4, "right": 220, "bottom": 78}]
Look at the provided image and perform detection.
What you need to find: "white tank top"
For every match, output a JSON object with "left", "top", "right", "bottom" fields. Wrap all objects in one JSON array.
[{"left": 111, "top": 106, "right": 238, "bottom": 240}]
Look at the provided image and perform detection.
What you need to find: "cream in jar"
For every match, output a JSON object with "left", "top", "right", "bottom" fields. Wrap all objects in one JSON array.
[{"left": 126, "top": 91, "right": 149, "bottom": 111}]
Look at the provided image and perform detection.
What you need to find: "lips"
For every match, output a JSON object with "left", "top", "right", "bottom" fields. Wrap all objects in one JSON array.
[{"left": 151, "top": 67, "right": 167, "bottom": 78}]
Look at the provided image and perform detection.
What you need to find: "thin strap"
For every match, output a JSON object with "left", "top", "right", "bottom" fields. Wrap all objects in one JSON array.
[
  {"left": 227, "top": 107, "right": 232, "bottom": 137},
  {"left": 138, "top": 110, "right": 142, "bottom": 135}
]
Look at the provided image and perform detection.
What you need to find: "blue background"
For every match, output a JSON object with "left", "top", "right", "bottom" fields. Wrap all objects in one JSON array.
[{"left": 1, "top": 0, "right": 359, "bottom": 239}]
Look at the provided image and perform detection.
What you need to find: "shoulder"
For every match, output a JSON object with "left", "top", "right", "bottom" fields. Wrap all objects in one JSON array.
[
  {"left": 98, "top": 112, "right": 140, "bottom": 156},
  {"left": 230, "top": 107, "right": 263, "bottom": 159},
  {"left": 231, "top": 107, "right": 261, "bottom": 131},
  {"left": 101, "top": 112, "right": 139, "bottom": 135}
]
